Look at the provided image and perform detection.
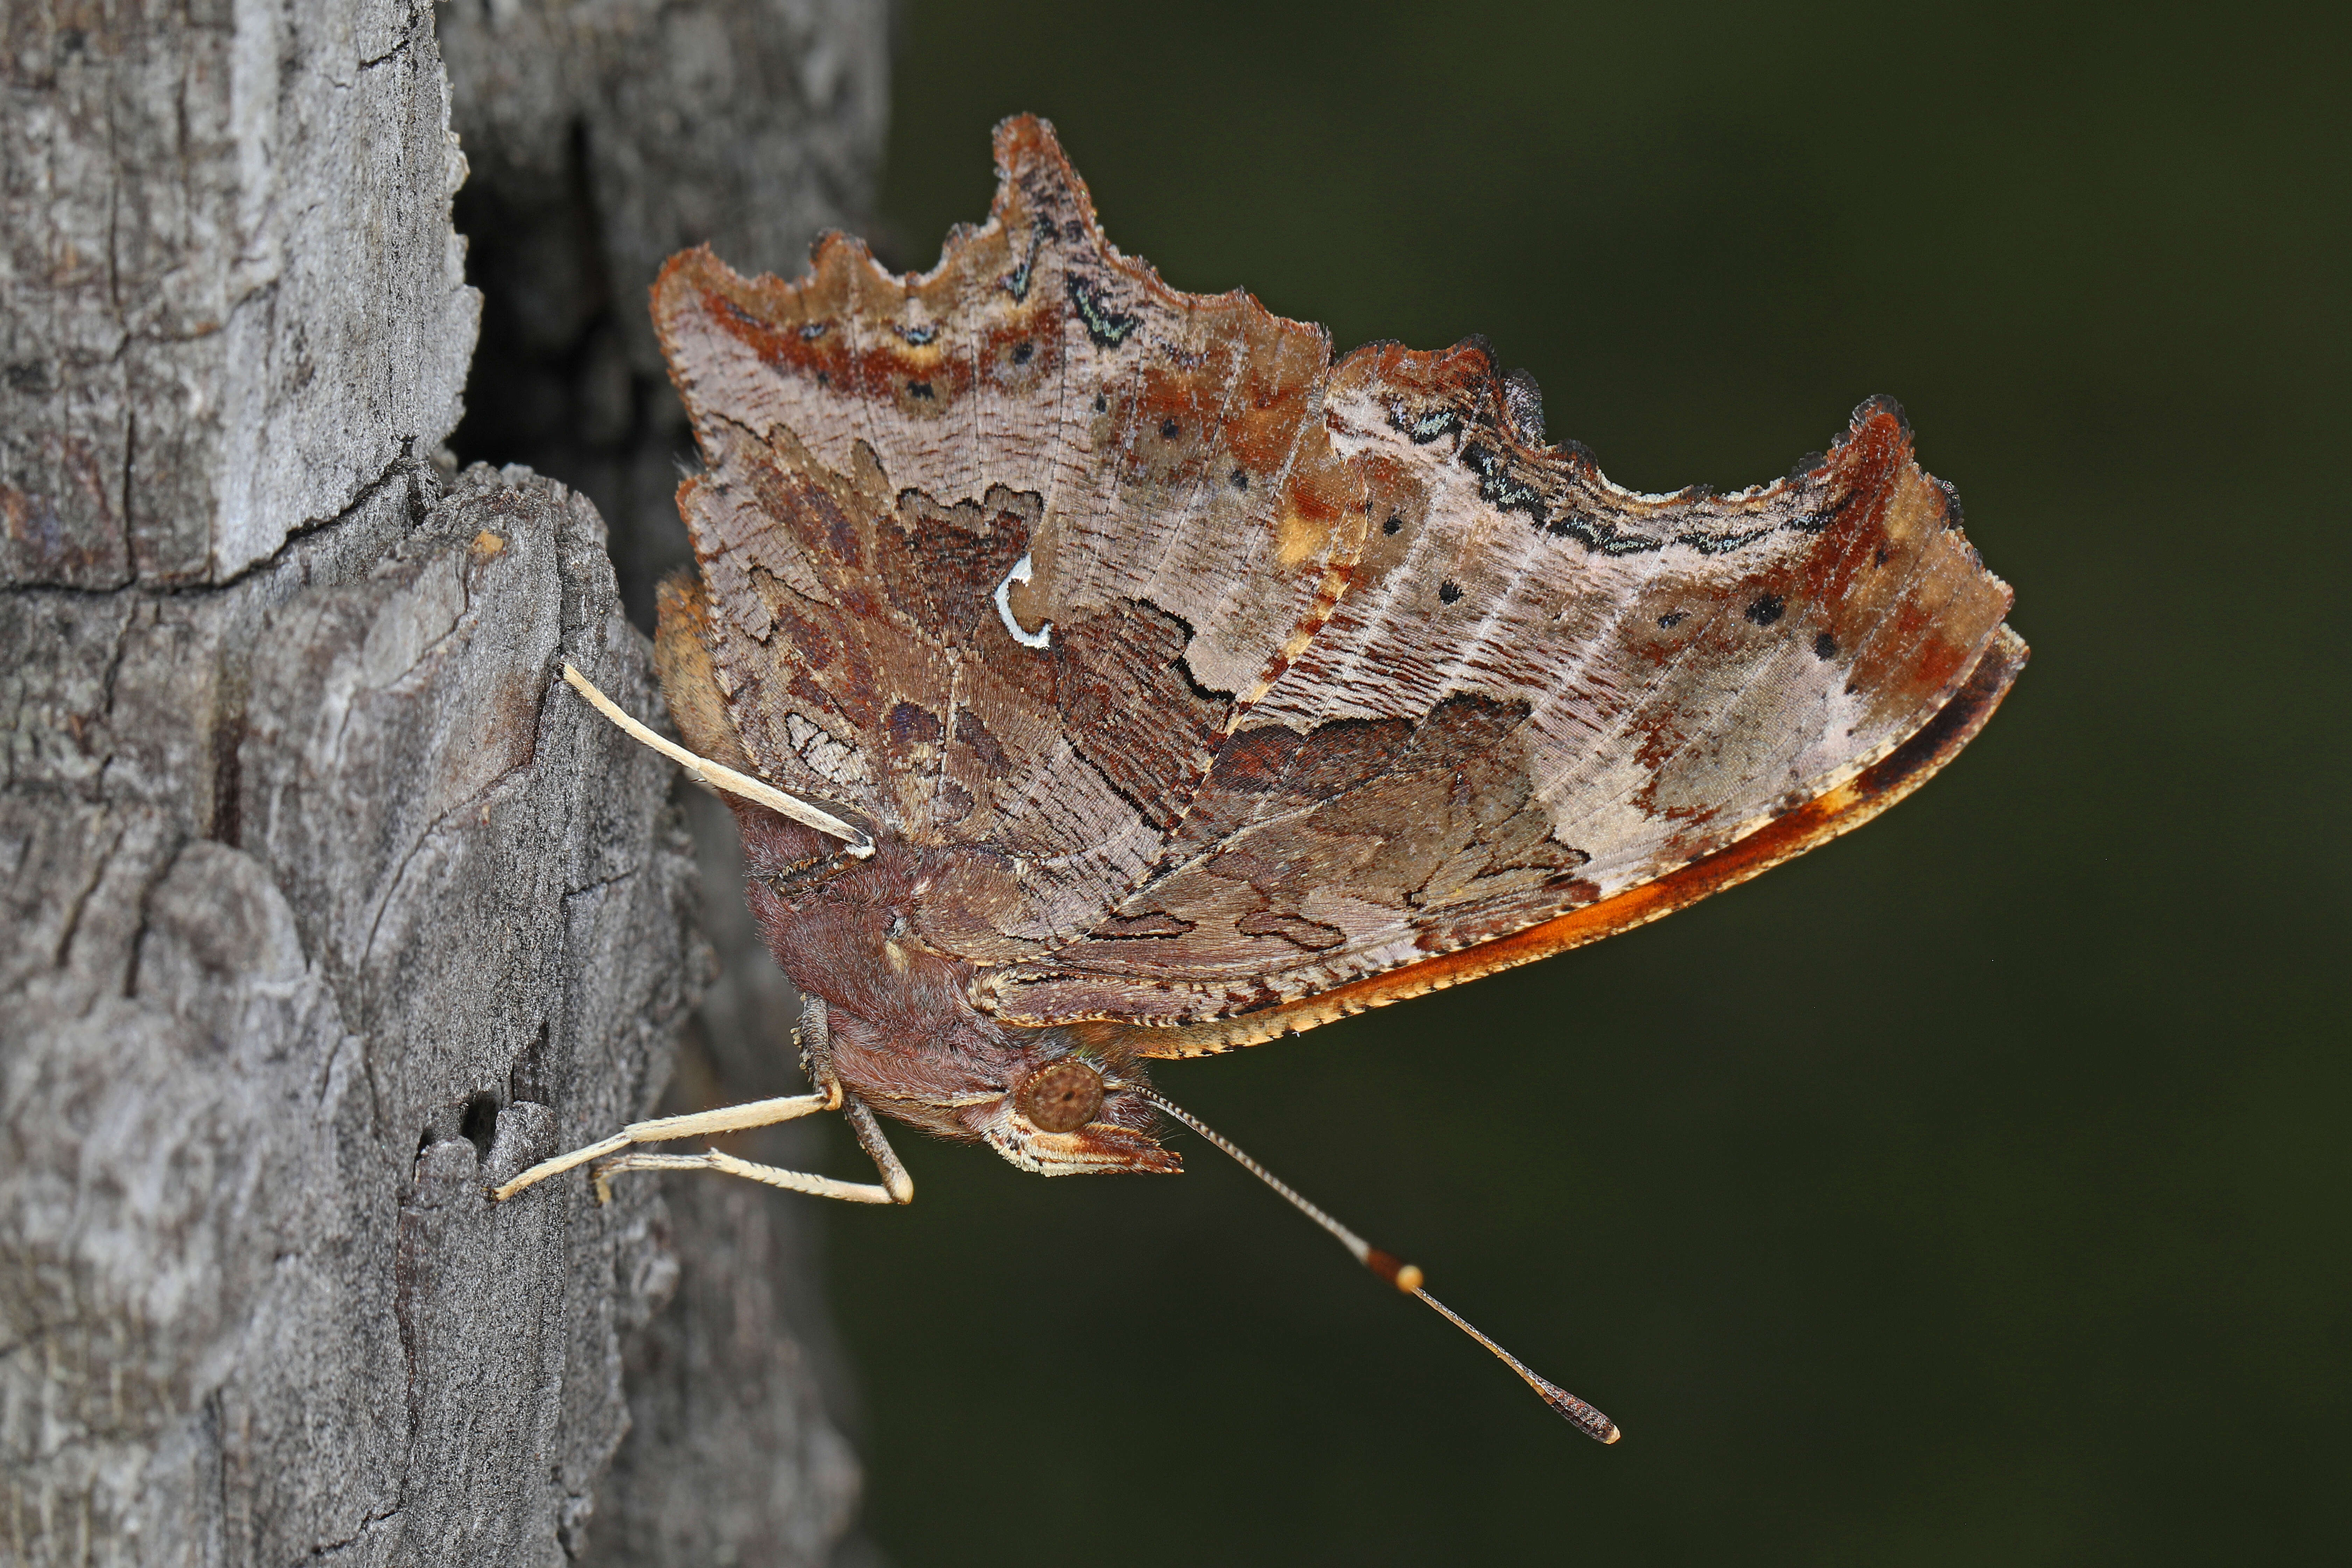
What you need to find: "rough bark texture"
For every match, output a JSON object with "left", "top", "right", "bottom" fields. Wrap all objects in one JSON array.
[
  {"left": 2, "top": 1, "right": 885, "bottom": 1563},
  {"left": 1, "top": 0, "right": 477, "bottom": 589},
  {"left": 438, "top": 0, "right": 891, "bottom": 630},
  {"left": 435, "top": 7, "right": 893, "bottom": 1561},
  {"left": 578, "top": 787, "right": 869, "bottom": 1568},
  {"left": 3, "top": 461, "right": 696, "bottom": 1564}
]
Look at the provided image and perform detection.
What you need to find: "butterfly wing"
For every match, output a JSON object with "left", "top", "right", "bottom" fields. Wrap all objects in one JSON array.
[
  {"left": 976, "top": 361, "right": 2021, "bottom": 1028},
  {"left": 654, "top": 115, "right": 2023, "bottom": 1035},
  {"left": 1045, "top": 623, "right": 2025, "bottom": 1055},
  {"left": 653, "top": 117, "right": 1364, "bottom": 960}
]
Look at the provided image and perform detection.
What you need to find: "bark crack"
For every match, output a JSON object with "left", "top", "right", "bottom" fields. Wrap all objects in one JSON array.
[
  {"left": 48, "top": 817, "right": 125, "bottom": 970},
  {"left": 2, "top": 450, "right": 424, "bottom": 605},
  {"left": 309, "top": 1506, "right": 402, "bottom": 1561},
  {"left": 117, "top": 833, "right": 186, "bottom": 1000},
  {"left": 356, "top": 36, "right": 415, "bottom": 73}
]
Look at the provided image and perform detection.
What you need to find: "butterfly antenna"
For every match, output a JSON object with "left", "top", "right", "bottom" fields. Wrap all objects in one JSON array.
[
  {"left": 560, "top": 663, "right": 874, "bottom": 857},
  {"left": 1135, "top": 1088, "right": 1619, "bottom": 1444}
]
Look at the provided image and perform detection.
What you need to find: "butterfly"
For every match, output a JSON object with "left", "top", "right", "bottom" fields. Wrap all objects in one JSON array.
[{"left": 494, "top": 116, "right": 2024, "bottom": 1444}]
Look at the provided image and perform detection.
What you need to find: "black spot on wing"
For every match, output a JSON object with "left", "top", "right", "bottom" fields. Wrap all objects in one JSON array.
[
  {"left": 1676, "top": 523, "right": 1775, "bottom": 556},
  {"left": 1003, "top": 226, "right": 1044, "bottom": 301},
  {"left": 1460, "top": 440, "right": 1550, "bottom": 528},
  {"left": 1388, "top": 400, "right": 1464, "bottom": 444}
]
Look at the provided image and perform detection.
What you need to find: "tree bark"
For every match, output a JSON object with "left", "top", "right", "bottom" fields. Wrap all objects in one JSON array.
[
  {"left": 434, "top": 4, "right": 891, "bottom": 1563},
  {"left": 437, "top": 0, "right": 891, "bottom": 633},
  {"left": 2, "top": 2, "right": 885, "bottom": 1562}
]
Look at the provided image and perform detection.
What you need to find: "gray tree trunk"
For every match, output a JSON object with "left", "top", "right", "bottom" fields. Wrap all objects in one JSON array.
[
  {"left": 436, "top": 0, "right": 890, "bottom": 631},
  {"left": 436, "top": 4, "right": 890, "bottom": 1563},
  {"left": 2, "top": 2, "right": 886, "bottom": 1563}
]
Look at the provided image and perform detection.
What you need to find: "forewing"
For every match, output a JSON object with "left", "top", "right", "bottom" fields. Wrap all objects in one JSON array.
[
  {"left": 652, "top": 117, "right": 1364, "bottom": 960},
  {"left": 978, "top": 346, "right": 2019, "bottom": 1026}
]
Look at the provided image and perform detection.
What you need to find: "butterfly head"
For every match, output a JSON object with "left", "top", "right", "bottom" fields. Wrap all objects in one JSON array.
[
  {"left": 976, "top": 1030, "right": 1182, "bottom": 1177},
  {"left": 807, "top": 950, "right": 1180, "bottom": 1176}
]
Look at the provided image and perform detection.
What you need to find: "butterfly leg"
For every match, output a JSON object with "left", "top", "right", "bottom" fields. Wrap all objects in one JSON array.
[
  {"left": 488, "top": 1089, "right": 840, "bottom": 1201},
  {"left": 583, "top": 1140, "right": 904, "bottom": 1206},
  {"left": 488, "top": 996, "right": 914, "bottom": 1207},
  {"left": 612, "top": 992, "right": 916, "bottom": 1205},
  {"left": 586, "top": 1087, "right": 911, "bottom": 1205}
]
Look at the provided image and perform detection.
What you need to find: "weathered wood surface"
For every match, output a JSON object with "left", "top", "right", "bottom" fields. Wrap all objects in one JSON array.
[
  {"left": 1, "top": 0, "right": 477, "bottom": 589},
  {"left": 4, "top": 462, "right": 695, "bottom": 1563},
  {"left": 436, "top": 3, "right": 890, "bottom": 1562},
  {"left": 579, "top": 786, "right": 869, "bottom": 1568},
  {"left": 439, "top": 0, "right": 891, "bottom": 628},
  {"left": 3, "top": 1, "right": 885, "bottom": 1562}
]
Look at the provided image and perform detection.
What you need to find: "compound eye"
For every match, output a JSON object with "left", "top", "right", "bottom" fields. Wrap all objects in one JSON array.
[{"left": 1015, "top": 1060, "right": 1104, "bottom": 1133}]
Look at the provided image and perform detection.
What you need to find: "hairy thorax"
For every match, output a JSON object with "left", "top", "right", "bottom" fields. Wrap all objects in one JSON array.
[{"left": 730, "top": 802, "right": 1177, "bottom": 1176}]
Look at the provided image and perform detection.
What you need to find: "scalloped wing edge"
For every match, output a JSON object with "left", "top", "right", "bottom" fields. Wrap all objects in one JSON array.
[
  {"left": 649, "top": 114, "right": 1371, "bottom": 889},
  {"left": 975, "top": 392, "right": 2014, "bottom": 1027}
]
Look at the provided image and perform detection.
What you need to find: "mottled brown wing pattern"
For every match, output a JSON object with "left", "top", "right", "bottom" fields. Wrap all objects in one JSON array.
[
  {"left": 652, "top": 118, "right": 1365, "bottom": 959},
  {"left": 654, "top": 113, "right": 2022, "bottom": 1037},
  {"left": 978, "top": 344, "right": 2017, "bottom": 1026},
  {"left": 1109, "top": 620, "right": 2028, "bottom": 1056}
]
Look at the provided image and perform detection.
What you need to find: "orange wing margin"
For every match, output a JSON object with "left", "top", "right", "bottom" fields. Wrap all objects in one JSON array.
[{"left": 1114, "top": 623, "right": 2026, "bottom": 1059}]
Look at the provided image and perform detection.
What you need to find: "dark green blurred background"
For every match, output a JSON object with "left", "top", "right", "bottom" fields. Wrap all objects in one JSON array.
[{"left": 793, "top": 1, "right": 2349, "bottom": 1562}]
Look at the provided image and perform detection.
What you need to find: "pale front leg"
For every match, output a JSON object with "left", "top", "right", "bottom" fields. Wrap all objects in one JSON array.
[
  {"left": 588, "top": 1094, "right": 913, "bottom": 1205},
  {"left": 589, "top": 1146, "right": 902, "bottom": 1206},
  {"left": 489, "top": 995, "right": 914, "bottom": 1208},
  {"left": 586, "top": 1062, "right": 908, "bottom": 1213},
  {"left": 489, "top": 1090, "right": 839, "bottom": 1201}
]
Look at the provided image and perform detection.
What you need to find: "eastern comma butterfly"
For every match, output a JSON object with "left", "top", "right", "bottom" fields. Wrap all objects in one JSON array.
[{"left": 496, "top": 117, "right": 2025, "bottom": 1443}]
